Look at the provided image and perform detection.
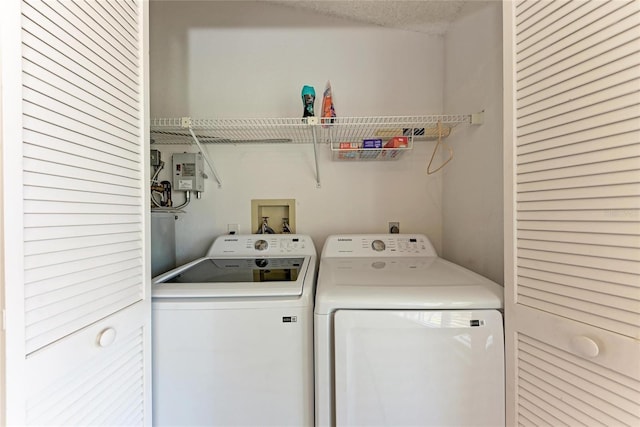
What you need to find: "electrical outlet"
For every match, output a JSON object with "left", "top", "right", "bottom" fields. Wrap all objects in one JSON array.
[
  {"left": 228, "top": 224, "right": 239, "bottom": 235},
  {"left": 389, "top": 222, "right": 400, "bottom": 234}
]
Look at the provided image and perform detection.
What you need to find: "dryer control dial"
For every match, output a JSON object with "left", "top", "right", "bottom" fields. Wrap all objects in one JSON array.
[
  {"left": 371, "top": 239, "right": 386, "bottom": 252},
  {"left": 254, "top": 239, "right": 268, "bottom": 251}
]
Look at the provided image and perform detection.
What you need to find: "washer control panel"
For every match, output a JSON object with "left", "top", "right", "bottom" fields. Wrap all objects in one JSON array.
[
  {"left": 208, "top": 234, "right": 315, "bottom": 256},
  {"left": 323, "top": 234, "right": 437, "bottom": 257}
]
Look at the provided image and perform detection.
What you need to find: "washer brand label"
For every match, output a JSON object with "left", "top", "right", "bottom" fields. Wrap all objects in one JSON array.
[
  {"left": 337, "top": 238, "right": 352, "bottom": 241},
  {"left": 282, "top": 316, "right": 297, "bottom": 323},
  {"left": 470, "top": 320, "right": 485, "bottom": 327},
  {"left": 224, "top": 238, "right": 238, "bottom": 242}
]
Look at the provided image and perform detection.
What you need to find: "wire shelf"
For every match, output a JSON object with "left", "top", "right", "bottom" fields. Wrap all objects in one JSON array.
[
  {"left": 150, "top": 115, "right": 471, "bottom": 145},
  {"left": 149, "top": 113, "right": 482, "bottom": 186},
  {"left": 151, "top": 117, "right": 317, "bottom": 144}
]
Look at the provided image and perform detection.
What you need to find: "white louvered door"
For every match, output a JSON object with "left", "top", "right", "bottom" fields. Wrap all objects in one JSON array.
[
  {"left": 504, "top": 0, "right": 640, "bottom": 425},
  {"left": 2, "top": 0, "right": 150, "bottom": 424}
]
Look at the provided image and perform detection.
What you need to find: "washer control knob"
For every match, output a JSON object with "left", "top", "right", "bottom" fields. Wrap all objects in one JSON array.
[
  {"left": 254, "top": 239, "right": 268, "bottom": 251},
  {"left": 371, "top": 240, "right": 386, "bottom": 252}
]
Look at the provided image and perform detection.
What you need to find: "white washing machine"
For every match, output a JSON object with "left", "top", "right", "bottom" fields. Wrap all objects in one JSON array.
[
  {"left": 152, "top": 234, "right": 316, "bottom": 426},
  {"left": 315, "top": 234, "right": 505, "bottom": 427}
]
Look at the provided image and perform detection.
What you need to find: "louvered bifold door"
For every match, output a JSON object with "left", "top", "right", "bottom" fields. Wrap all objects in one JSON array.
[
  {"left": 17, "top": 0, "right": 149, "bottom": 425},
  {"left": 505, "top": 0, "right": 640, "bottom": 425},
  {"left": 22, "top": 0, "right": 145, "bottom": 353}
]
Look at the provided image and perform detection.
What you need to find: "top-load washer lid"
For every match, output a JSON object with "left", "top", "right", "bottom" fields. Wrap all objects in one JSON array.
[
  {"left": 314, "top": 234, "right": 503, "bottom": 314},
  {"left": 152, "top": 255, "right": 311, "bottom": 298},
  {"left": 153, "top": 234, "right": 317, "bottom": 298}
]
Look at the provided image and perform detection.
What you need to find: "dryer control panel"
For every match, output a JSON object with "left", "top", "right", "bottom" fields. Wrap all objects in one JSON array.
[{"left": 322, "top": 234, "right": 437, "bottom": 258}]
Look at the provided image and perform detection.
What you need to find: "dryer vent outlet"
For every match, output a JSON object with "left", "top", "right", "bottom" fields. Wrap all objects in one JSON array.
[{"left": 389, "top": 222, "right": 400, "bottom": 234}]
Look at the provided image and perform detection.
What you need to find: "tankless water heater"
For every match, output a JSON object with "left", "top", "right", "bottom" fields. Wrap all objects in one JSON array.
[{"left": 173, "top": 152, "right": 204, "bottom": 192}]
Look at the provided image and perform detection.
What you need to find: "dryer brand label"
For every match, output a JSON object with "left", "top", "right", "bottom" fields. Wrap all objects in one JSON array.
[
  {"left": 282, "top": 316, "right": 297, "bottom": 323},
  {"left": 470, "top": 320, "right": 485, "bottom": 327},
  {"left": 337, "top": 238, "right": 352, "bottom": 241}
]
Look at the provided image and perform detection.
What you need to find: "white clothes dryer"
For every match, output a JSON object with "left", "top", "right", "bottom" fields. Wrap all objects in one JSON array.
[
  {"left": 315, "top": 234, "right": 505, "bottom": 427},
  {"left": 152, "top": 234, "right": 316, "bottom": 426}
]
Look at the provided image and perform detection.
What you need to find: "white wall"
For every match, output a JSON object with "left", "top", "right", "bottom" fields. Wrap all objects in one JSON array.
[
  {"left": 150, "top": 1, "right": 447, "bottom": 263},
  {"left": 442, "top": 2, "right": 504, "bottom": 284},
  {"left": 0, "top": 38, "right": 5, "bottom": 425}
]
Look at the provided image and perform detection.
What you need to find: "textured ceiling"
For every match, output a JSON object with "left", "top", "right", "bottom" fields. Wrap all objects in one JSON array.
[{"left": 270, "top": 0, "right": 491, "bottom": 34}]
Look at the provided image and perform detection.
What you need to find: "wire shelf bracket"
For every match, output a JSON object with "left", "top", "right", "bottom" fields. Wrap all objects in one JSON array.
[{"left": 183, "top": 117, "right": 222, "bottom": 188}]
